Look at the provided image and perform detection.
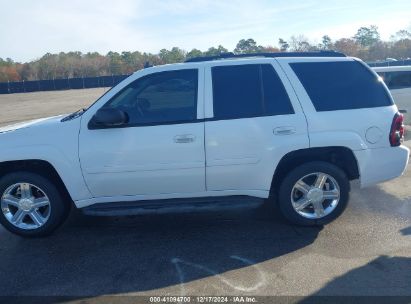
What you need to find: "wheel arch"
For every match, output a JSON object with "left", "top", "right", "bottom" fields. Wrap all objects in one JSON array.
[
  {"left": 0, "top": 159, "right": 73, "bottom": 204},
  {"left": 271, "top": 146, "right": 359, "bottom": 194}
]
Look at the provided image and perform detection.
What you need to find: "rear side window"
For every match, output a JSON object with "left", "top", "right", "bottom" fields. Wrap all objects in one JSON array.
[
  {"left": 378, "top": 71, "right": 411, "bottom": 89},
  {"left": 212, "top": 64, "right": 293, "bottom": 119},
  {"left": 291, "top": 61, "right": 393, "bottom": 111}
]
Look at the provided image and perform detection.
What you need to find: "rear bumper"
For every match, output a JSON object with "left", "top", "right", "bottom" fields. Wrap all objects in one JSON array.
[{"left": 354, "top": 145, "right": 410, "bottom": 188}]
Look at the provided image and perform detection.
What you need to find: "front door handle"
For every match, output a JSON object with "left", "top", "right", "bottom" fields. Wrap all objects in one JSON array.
[
  {"left": 273, "top": 127, "right": 296, "bottom": 135},
  {"left": 174, "top": 134, "right": 196, "bottom": 143}
]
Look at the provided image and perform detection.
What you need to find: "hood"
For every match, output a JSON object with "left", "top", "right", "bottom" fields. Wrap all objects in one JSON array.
[{"left": 0, "top": 115, "right": 67, "bottom": 133}]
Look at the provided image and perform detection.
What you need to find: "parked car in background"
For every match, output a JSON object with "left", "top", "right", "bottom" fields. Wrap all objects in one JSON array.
[
  {"left": 0, "top": 51, "right": 409, "bottom": 237},
  {"left": 373, "top": 65, "right": 411, "bottom": 124}
]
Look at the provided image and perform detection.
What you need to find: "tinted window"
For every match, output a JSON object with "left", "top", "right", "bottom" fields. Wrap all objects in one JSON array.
[
  {"left": 378, "top": 71, "right": 411, "bottom": 89},
  {"left": 104, "top": 69, "right": 198, "bottom": 125},
  {"left": 291, "top": 61, "right": 393, "bottom": 111},
  {"left": 212, "top": 65, "right": 262, "bottom": 119},
  {"left": 212, "top": 64, "right": 293, "bottom": 119},
  {"left": 262, "top": 65, "right": 294, "bottom": 115}
]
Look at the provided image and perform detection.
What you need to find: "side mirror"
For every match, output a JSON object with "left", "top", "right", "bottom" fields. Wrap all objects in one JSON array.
[{"left": 89, "top": 108, "right": 129, "bottom": 129}]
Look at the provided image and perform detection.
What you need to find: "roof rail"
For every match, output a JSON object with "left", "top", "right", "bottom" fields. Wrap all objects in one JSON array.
[{"left": 185, "top": 51, "right": 346, "bottom": 63}]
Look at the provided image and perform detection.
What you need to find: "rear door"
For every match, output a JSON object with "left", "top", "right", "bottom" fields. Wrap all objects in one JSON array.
[{"left": 204, "top": 60, "right": 309, "bottom": 194}]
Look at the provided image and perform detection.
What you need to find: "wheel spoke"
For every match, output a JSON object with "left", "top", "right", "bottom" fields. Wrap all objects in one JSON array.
[
  {"left": 33, "top": 197, "right": 49, "bottom": 208},
  {"left": 312, "top": 201, "right": 325, "bottom": 217},
  {"left": 295, "top": 180, "right": 311, "bottom": 194},
  {"left": 20, "top": 183, "right": 32, "bottom": 199},
  {"left": 11, "top": 209, "right": 26, "bottom": 225},
  {"left": 2, "top": 182, "right": 50, "bottom": 229},
  {"left": 314, "top": 173, "right": 327, "bottom": 189},
  {"left": 29, "top": 210, "right": 45, "bottom": 227},
  {"left": 293, "top": 198, "right": 312, "bottom": 211},
  {"left": 323, "top": 190, "right": 339, "bottom": 200},
  {"left": 2, "top": 194, "right": 20, "bottom": 207}
]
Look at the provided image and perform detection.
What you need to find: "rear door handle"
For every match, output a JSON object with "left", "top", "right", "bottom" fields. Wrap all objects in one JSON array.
[
  {"left": 273, "top": 127, "right": 296, "bottom": 135},
  {"left": 174, "top": 134, "right": 196, "bottom": 143}
]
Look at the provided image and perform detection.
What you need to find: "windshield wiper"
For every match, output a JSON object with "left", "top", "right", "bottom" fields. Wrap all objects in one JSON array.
[{"left": 61, "top": 108, "right": 86, "bottom": 122}]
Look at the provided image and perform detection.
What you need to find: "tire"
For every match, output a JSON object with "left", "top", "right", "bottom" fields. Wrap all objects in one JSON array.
[
  {"left": 277, "top": 161, "right": 350, "bottom": 226},
  {"left": 0, "top": 171, "right": 70, "bottom": 237}
]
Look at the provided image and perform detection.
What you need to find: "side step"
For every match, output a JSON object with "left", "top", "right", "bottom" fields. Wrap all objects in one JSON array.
[{"left": 81, "top": 196, "right": 265, "bottom": 216}]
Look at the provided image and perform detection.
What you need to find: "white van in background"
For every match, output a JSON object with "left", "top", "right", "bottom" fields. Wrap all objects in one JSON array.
[{"left": 373, "top": 66, "right": 411, "bottom": 124}]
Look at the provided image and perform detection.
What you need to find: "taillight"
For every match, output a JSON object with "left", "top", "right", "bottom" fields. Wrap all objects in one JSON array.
[{"left": 389, "top": 113, "right": 405, "bottom": 147}]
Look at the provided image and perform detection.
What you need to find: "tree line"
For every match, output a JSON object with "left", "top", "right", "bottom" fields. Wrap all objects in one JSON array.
[{"left": 0, "top": 25, "right": 410, "bottom": 82}]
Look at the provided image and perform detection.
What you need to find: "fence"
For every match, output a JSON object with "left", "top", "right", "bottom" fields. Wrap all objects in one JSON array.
[
  {"left": 367, "top": 59, "right": 411, "bottom": 67},
  {"left": 0, "top": 74, "right": 131, "bottom": 94}
]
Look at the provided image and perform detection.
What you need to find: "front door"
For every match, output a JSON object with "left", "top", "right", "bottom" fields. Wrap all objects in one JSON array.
[{"left": 79, "top": 68, "right": 205, "bottom": 198}]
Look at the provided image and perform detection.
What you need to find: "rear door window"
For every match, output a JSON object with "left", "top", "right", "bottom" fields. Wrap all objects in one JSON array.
[
  {"left": 212, "top": 64, "right": 262, "bottom": 119},
  {"left": 211, "top": 64, "right": 294, "bottom": 119},
  {"left": 291, "top": 61, "right": 393, "bottom": 111}
]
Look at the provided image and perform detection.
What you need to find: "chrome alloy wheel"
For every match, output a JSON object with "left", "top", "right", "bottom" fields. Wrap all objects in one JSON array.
[
  {"left": 1, "top": 183, "right": 51, "bottom": 230},
  {"left": 291, "top": 172, "right": 340, "bottom": 219}
]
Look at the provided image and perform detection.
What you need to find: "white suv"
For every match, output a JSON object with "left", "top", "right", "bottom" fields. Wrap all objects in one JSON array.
[{"left": 0, "top": 51, "right": 409, "bottom": 237}]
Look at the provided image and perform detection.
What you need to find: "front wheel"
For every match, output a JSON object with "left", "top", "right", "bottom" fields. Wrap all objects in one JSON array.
[
  {"left": 277, "top": 161, "right": 350, "bottom": 226},
  {"left": 0, "top": 172, "right": 70, "bottom": 237}
]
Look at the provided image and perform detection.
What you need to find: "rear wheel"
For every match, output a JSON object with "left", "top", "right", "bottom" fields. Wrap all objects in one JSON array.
[
  {"left": 277, "top": 161, "right": 350, "bottom": 226},
  {"left": 0, "top": 172, "right": 70, "bottom": 237}
]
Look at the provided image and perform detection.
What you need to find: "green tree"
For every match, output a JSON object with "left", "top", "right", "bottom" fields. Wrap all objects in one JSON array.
[
  {"left": 2, "top": 30, "right": 411, "bottom": 82},
  {"left": 319, "top": 35, "right": 332, "bottom": 50},
  {"left": 107, "top": 51, "right": 123, "bottom": 75},
  {"left": 159, "top": 47, "right": 186, "bottom": 64},
  {"left": 278, "top": 38, "right": 289, "bottom": 51},
  {"left": 186, "top": 49, "right": 203, "bottom": 59},
  {"left": 204, "top": 45, "right": 228, "bottom": 56},
  {"left": 37, "top": 53, "right": 60, "bottom": 79},
  {"left": 234, "top": 39, "right": 260, "bottom": 54},
  {"left": 354, "top": 25, "right": 380, "bottom": 47}
]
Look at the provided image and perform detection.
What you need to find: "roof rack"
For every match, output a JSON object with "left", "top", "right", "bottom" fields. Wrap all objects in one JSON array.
[{"left": 185, "top": 51, "right": 346, "bottom": 63}]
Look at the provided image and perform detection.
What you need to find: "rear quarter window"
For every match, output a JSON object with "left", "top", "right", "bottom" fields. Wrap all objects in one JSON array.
[{"left": 291, "top": 61, "right": 393, "bottom": 111}]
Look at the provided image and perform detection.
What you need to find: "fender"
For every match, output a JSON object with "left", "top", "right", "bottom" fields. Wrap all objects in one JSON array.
[
  {"left": 0, "top": 116, "right": 93, "bottom": 201},
  {"left": 309, "top": 130, "right": 368, "bottom": 151},
  {"left": 0, "top": 144, "right": 92, "bottom": 201}
]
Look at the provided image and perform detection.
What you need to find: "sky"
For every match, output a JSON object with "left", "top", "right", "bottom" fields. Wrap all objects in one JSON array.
[{"left": 1, "top": 0, "right": 411, "bottom": 62}]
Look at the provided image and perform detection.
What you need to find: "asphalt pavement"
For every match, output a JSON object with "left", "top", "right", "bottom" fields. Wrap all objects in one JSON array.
[
  {"left": 0, "top": 90, "right": 410, "bottom": 302},
  {"left": 0, "top": 164, "right": 410, "bottom": 300}
]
